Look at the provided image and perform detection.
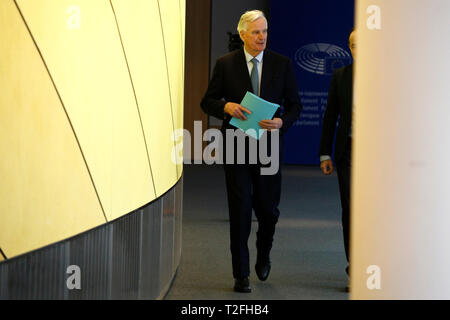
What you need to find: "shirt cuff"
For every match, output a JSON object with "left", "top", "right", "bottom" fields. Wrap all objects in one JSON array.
[{"left": 320, "top": 155, "right": 331, "bottom": 162}]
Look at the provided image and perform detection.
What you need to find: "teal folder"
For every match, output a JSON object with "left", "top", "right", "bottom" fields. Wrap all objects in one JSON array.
[{"left": 229, "top": 91, "right": 280, "bottom": 140}]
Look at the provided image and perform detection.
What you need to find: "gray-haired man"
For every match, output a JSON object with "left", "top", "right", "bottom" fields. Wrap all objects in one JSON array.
[{"left": 201, "top": 10, "right": 302, "bottom": 293}]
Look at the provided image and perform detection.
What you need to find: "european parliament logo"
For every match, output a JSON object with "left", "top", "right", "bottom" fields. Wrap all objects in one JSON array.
[{"left": 295, "top": 43, "right": 352, "bottom": 76}]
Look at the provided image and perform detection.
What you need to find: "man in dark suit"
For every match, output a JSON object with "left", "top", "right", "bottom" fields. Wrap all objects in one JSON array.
[
  {"left": 319, "top": 29, "right": 356, "bottom": 286},
  {"left": 201, "top": 10, "right": 301, "bottom": 293}
]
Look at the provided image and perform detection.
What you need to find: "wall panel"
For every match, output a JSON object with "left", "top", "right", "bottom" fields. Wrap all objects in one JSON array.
[
  {"left": 159, "top": 0, "right": 185, "bottom": 178},
  {"left": 184, "top": 0, "right": 210, "bottom": 161},
  {"left": 352, "top": 0, "right": 450, "bottom": 299},
  {"left": 0, "top": 0, "right": 185, "bottom": 298},
  {"left": 1, "top": 0, "right": 185, "bottom": 260},
  {"left": 110, "top": 0, "right": 178, "bottom": 197},
  {"left": 0, "top": 179, "right": 182, "bottom": 300},
  {"left": 16, "top": 0, "right": 155, "bottom": 220},
  {"left": 0, "top": 0, "right": 105, "bottom": 259}
]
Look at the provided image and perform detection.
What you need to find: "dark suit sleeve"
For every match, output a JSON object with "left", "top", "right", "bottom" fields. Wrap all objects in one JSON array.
[
  {"left": 200, "top": 59, "right": 227, "bottom": 120},
  {"left": 280, "top": 59, "right": 302, "bottom": 133},
  {"left": 319, "top": 70, "right": 340, "bottom": 157}
]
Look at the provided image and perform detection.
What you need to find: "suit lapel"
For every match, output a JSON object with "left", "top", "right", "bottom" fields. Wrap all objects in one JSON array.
[{"left": 260, "top": 50, "right": 272, "bottom": 98}]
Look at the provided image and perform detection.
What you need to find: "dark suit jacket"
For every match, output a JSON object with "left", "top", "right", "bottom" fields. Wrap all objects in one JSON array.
[
  {"left": 319, "top": 64, "right": 353, "bottom": 162},
  {"left": 201, "top": 48, "right": 302, "bottom": 135}
]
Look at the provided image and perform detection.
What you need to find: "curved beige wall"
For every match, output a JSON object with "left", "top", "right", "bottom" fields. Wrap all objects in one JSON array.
[
  {"left": 0, "top": 0, "right": 185, "bottom": 260},
  {"left": 352, "top": 0, "right": 450, "bottom": 299}
]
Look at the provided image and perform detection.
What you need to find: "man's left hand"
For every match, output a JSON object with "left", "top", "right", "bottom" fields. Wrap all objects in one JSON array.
[{"left": 259, "top": 118, "right": 283, "bottom": 130}]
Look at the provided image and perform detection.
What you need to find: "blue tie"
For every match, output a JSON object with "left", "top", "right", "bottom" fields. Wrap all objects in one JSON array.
[{"left": 250, "top": 58, "right": 259, "bottom": 96}]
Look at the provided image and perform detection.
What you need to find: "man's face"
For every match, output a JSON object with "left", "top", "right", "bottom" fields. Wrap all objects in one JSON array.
[
  {"left": 349, "top": 31, "right": 356, "bottom": 60},
  {"left": 240, "top": 18, "right": 268, "bottom": 56}
]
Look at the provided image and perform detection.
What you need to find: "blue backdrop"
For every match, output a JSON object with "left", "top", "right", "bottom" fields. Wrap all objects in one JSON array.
[{"left": 270, "top": 0, "right": 355, "bottom": 164}]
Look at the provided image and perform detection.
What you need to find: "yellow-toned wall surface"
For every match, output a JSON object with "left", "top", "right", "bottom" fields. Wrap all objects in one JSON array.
[
  {"left": 0, "top": 0, "right": 185, "bottom": 259},
  {"left": 351, "top": 0, "right": 450, "bottom": 299}
]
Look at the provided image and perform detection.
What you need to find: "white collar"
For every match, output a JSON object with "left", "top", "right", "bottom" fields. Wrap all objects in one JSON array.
[{"left": 244, "top": 48, "right": 264, "bottom": 64}]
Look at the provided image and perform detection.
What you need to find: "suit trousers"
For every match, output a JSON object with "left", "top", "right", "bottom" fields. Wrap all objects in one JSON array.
[
  {"left": 224, "top": 163, "right": 281, "bottom": 279},
  {"left": 336, "top": 137, "right": 351, "bottom": 265}
]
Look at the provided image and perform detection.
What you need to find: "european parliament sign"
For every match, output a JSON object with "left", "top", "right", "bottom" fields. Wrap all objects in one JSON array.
[
  {"left": 295, "top": 43, "right": 351, "bottom": 76},
  {"left": 270, "top": 0, "right": 354, "bottom": 164}
]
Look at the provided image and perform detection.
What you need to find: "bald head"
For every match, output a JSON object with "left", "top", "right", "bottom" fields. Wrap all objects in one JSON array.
[{"left": 349, "top": 30, "right": 356, "bottom": 59}]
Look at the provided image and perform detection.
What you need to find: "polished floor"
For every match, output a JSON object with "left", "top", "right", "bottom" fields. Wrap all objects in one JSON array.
[{"left": 166, "top": 164, "right": 349, "bottom": 300}]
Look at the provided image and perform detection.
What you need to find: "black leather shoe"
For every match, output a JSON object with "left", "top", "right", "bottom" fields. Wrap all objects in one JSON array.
[
  {"left": 255, "top": 260, "right": 271, "bottom": 281},
  {"left": 234, "top": 277, "right": 251, "bottom": 293}
]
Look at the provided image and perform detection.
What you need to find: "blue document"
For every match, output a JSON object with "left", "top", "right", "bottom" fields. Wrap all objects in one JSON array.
[{"left": 229, "top": 91, "right": 280, "bottom": 140}]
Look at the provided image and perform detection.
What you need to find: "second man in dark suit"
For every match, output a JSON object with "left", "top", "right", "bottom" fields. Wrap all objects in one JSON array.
[{"left": 319, "top": 29, "right": 356, "bottom": 286}]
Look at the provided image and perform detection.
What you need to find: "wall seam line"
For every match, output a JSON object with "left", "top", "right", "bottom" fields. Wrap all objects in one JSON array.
[
  {"left": 13, "top": 0, "right": 108, "bottom": 223},
  {"left": 109, "top": 0, "right": 158, "bottom": 199},
  {"left": 157, "top": 0, "right": 179, "bottom": 180}
]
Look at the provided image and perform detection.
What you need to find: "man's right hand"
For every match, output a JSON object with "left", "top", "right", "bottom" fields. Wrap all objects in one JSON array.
[
  {"left": 320, "top": 159, "right": 334, "bottom": 175},
  {"left": 224, "top": 102, "right": 252, "bottom": 120}
]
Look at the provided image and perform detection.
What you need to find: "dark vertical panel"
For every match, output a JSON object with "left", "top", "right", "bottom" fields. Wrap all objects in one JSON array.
[
  {"left": 111, "top": 211, "right": 141, "bottom": 299},
  {"left": 67, "top": 224, "right": 112, "bottom": 300},
  {"left": 6, "top": 243, "right": 66, "bottom": 299},
  {"left": 173, "top": 175, "right": 183, "bottom": 273},
  {"left": 139, "top": 198, "right": 162, "bottom": 299},
  {"left": 184, "top": 0, "right": 210, "bottom": 158},
  {"left": 108, "top": 222, "right": 114, "bottom": 299},
  {"left": 160, "top": 188, "right": 175, "bottom": 295},
  {"left": 0, "top": 262, "right": 8, "bottom": 299},
  {"left": 63, "top": 242, "right": 70, "bottom": 300}
]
